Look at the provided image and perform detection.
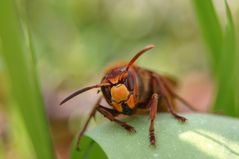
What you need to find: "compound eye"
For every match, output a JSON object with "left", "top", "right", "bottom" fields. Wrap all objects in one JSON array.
[
  {"left": 124, "top": 73, "right": 134, "bottom": 91},
  {"left": 101, "top": 86, "right": 111, "bottom": 102}
]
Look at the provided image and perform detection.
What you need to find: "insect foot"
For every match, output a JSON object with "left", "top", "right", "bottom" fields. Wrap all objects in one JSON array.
[
  {"left": 149, "top": 129, "right": 156, "bottom": 146},
  {"left": 122, "top": 123, "right": 136, "bottom": 133},
  {"left": 174, "top": 114, "right": 187, "bottom": 123}
]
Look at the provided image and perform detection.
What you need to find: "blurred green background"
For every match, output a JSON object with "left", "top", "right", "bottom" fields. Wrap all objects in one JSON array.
[{"left": 0, "top": 0, "right": 238, "bottom": 159}]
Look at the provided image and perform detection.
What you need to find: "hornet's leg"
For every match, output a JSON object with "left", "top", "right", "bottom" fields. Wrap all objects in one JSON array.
[
  {"left": 97, "top": 106, "right": 136, "bottom": 133},
  {"left": 146, "top": 77, "right": 160, "bottom": 146},
  {"left": 160, "top": 75, "right": 197, "bottom": 111},
  {"left": 153, "top": 75, "right": 187, "bottom": 122},
  {"left": 148, "top": 93, "right": 159, "bottom": 146},
  {"left": 76, "top": 97, "right": 102, "bottom": 151}
]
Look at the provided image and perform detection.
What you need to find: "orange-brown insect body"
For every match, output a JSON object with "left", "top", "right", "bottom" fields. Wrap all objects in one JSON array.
[{"left": 60, "top": 45, "right": 196, "bottom": 150}]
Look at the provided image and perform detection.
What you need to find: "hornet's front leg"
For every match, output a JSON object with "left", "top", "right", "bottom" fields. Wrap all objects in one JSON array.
[{"left": 97, "top": 106, "right": 136, "bottom": 133}]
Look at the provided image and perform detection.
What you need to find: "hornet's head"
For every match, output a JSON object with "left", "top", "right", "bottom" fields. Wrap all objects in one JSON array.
[{"left": 100, "top": 66, "right": 136, "bottom": 115}]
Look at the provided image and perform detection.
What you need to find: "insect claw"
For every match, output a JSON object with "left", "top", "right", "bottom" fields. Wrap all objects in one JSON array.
[
  {"left": 130, "top": 128, "right": 136, "bottom": 133},
  {"left": 125, "top": 125, "right": 136, "bottom": 133},
  {"left": 175, "top": 115, "right": 187, "bottom": 123}
]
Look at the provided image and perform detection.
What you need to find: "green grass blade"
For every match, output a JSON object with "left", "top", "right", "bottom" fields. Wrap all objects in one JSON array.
[
  {"left": 192, "top": 0, "right": 223, "bottom": 74},
  {"left": 213, "top": 1, "right": 238, "bottom": 116},
  {"left": 192, "top": 0, "right": 239, "bottom": 116},
  {"left": 71, "top": 114, "right": 239, "bottom": 159},
  {"left": 9, "top": 105, "right": 36, "bottom": 159},
  {"left": 0, "top": 0, "right": 55, "bottom": 158}
]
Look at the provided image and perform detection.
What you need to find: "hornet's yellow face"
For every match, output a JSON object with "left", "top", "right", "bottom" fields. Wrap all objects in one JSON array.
[
  {"left": 111, "top": 84, "right": 129, "bottom": 103},
  {"left": 110, "top": 83, "right": 136, "bottom": 113}
]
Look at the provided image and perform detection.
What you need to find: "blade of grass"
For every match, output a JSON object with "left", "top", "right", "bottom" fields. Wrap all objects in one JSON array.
[
  {"left": 213, "top": 1, "right": 238, "bottom": 116},
  {"left": 9, "top": 105, "right": 36, "bottom": 159},
  {"left": 192, "top": 0, "right": 223, "bottom": 75},
  {"left": 0, "top": 0, "right": 54, "bottom": 158},
  {"left": 192, "top": 0, "right": 239, "bottom": 117}
]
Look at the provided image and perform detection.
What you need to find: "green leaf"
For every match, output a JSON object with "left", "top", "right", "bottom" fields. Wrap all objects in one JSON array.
[
  {"left": 71, "top": 114, "right": 239, "bottom": 159},
  {"left": 192, "top": 0, "right": 223, "bottom": 74},
  {"left": 0, "top": 0, "right": 54, "bottom": 158},
  {"left": 71, "top": 136, "right": 107, "bottom": 159}
]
